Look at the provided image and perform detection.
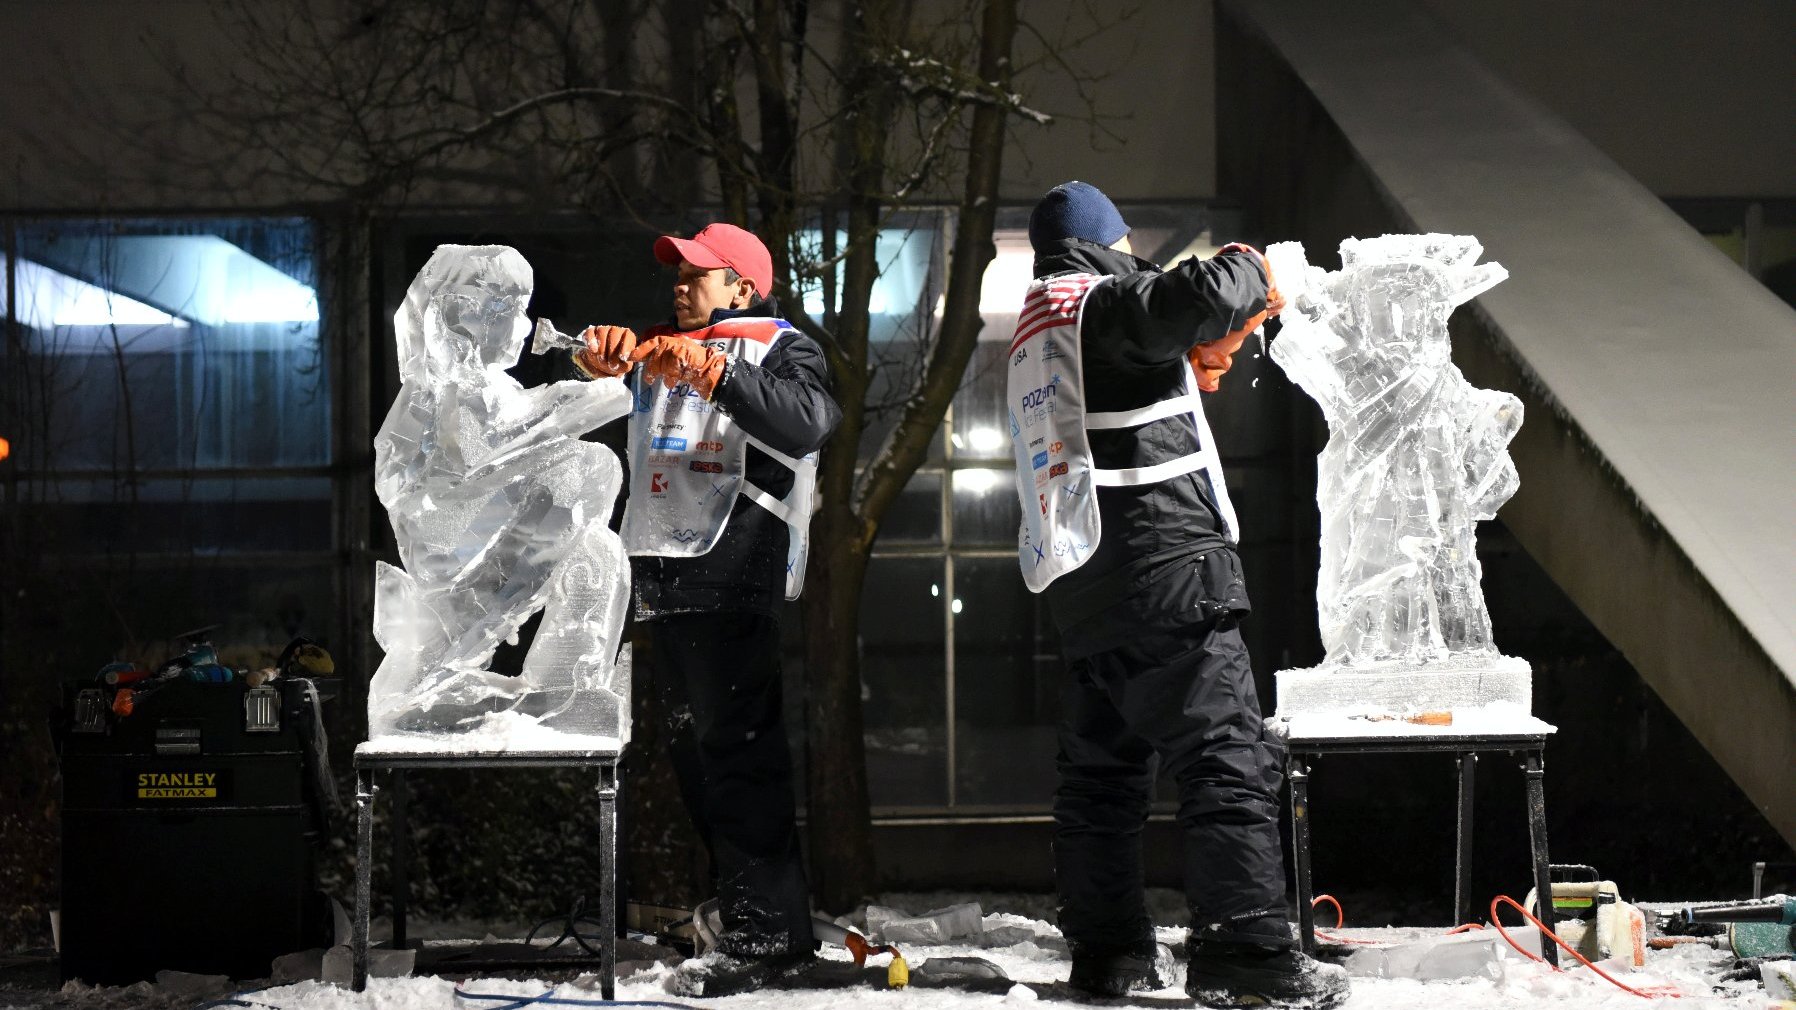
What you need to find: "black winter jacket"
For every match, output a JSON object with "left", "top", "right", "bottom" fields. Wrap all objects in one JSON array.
[
  {"left": 1032, "top": 238, "right": 1273, "bottom": 657},
  {"left": 630, "top": 296, "right": 841, "bottom": 619}
]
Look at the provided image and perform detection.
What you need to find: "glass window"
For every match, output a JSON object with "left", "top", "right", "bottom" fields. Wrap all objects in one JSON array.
[
  {"left": 878, "top": 471, "right": 943, "bottom": 546},
  {"left": 949, "top": 467, "right": 1019, "bottom": 548},
  {"left": 859, "top": 557, "right": 948, "bottom": 807},
  {"left": 4, "top": 216, "right": 335, "bottom": 679},
  {"left": 951, "top": 556, "right": 1062, "bottom": 806},
  {"left": 948, "top": 342, "right": 1016, "bottom": 462},
  {"left": 23, "top": 477, "right": 333, "bottom": 554},
  {"left": 796, "top": 225, "right": 937, "bottom": 343},
  {"left": 7, "top": 219, "right": 327, "bottom": 474}
]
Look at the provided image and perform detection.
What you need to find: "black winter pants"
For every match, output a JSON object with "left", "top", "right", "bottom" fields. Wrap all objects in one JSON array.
[
  {"left": 646, "top": 611, "right": 813, "bottom": 956},
  {"left": 1054, "top": 617, "right": 1289, "bottom": 953}
]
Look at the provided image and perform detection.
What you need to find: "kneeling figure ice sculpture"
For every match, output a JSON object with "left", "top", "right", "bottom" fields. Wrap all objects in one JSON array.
[
  {"left": 368, "top": 245, "right": 633, "bottom": 743},
  {"left": 1267, "top": 235, "right": 1529, "bottom": 715}
]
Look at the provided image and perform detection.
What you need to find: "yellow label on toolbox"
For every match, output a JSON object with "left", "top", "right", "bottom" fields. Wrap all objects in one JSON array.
[{"left": 137, "top": 772, "right": 218, "bottom": 799}]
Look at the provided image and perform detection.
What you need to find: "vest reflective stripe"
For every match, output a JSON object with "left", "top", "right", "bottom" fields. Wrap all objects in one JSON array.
[
  {"left": 622, "top": 319, "right": 817, "bottom": 599},
  {"left": 1008, "top": 273, "right": 1239, "bottom": 593},
  {"left": 1092, "top": 448, "right": 1218, "bottom": 487}
]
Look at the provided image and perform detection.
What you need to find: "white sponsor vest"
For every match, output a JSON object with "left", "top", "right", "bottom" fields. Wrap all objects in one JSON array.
[
  {"left": 622, "top": 318, "right": 818, "bottom": 600},
  {"left": 1007, "top": 273, "right": 1240, "bottom": 593}
]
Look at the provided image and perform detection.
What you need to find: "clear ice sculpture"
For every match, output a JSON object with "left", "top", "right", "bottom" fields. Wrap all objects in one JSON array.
[
  {"left": 1267, "top": 235, "right": 1528, "bottom": 712},
  {"left": 368, "top": 244, "right": 634, "bottom": 742}
]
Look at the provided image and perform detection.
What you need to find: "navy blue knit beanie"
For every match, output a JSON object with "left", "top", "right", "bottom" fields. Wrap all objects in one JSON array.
[{"left": 1028, "top": 181, "right": 1130, "bottom": 255}]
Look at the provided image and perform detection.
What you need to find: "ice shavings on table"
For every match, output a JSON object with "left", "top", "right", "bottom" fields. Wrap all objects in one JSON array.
[{"left": 355, "top": 709, "right": 621, "bottom": 756}]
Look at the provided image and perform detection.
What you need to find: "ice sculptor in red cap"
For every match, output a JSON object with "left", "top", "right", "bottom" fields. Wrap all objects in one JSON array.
[{"left": 653, "top": 223, "right": 773, "bottom": 297}]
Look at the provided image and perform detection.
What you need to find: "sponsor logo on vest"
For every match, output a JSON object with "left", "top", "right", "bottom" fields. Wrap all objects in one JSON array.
[
  {"left": 1031, "top": 450, "right": 1049, "bottom": 470},
  {"left": 669, "top": 528, "right": 704, "bottom": 543},
  {"left": 695, "top": 440, "right": 725, "bottom": 453},
  {"left": 1043, "top": 340, "right": 1065, "bottom": 361},
  {"left": 651, "top": 436, "right": 687, "bottom": 451},
  {"left": 1050, "top": 441, "right": 1064, "bottom": 454},
  {"left": 1039, "top": 493, "right": 1048, "bottom": 515},
  {"left": 1020, "top": 377, "right": 1060, "bottom": 411},
  {"left": 136, "top": 771, "right": 217, "bottom": 799},
  {"left": 650, "top": 473, "right": 669, "bottom": 493},
  {"left": 655, "top": 422, "right": 686, "bottom": 432},
  {"left": 1048, "top": 461, "right": 1069, "bottom": 478},
  {"left": 689, "top": 460, "right": 723, "bottom": 474}
]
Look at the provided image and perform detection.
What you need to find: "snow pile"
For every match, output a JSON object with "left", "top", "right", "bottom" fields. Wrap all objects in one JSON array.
[{"left": 25, "top": 906, "right": 1778, "bottom": 1009}]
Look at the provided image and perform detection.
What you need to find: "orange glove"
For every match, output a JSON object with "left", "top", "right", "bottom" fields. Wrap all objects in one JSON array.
[
  {"left": 573, "top": 325, "right": 638, "bottom": 378},
  {"left": 1189, "top": 328, "right": 1250, "bottom": 393},
  {"left": 1192, "top": 244, "right": 1284, "bottom": 392},
  {"left": 629, "top": 334, "right": 729, "bottom": 400}
]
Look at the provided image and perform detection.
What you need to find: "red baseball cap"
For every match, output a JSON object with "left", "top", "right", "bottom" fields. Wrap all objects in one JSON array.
[{"left": 653, "top": 223, "right": 773, "bottom": 296}]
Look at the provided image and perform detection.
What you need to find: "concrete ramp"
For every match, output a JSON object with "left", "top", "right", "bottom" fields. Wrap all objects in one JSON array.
[{"left": 1216, "top": 0, "right": 1796, "bottom": 846}]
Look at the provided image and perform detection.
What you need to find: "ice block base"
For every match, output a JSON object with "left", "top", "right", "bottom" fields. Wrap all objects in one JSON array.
[{"left": 1275, "top": 654, "right": 1531, "bottom": 716}]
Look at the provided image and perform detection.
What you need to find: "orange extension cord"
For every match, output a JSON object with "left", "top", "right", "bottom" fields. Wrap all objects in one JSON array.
[{"left": 1309, "top": 893, "right": 1687, "bottom": 999}]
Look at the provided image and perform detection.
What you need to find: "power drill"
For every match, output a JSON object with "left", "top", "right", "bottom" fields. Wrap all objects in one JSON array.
[
  {"left": 1680, "top": 899, "right": 1796, "bottom": 927},
  {"left": 1678, "top": 899, "right": 1796, "bottom": 960}
]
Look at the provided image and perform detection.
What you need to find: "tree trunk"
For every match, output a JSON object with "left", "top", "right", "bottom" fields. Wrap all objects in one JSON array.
[{"left": 800, "top": 496, "right": 875, "bottom": 912}]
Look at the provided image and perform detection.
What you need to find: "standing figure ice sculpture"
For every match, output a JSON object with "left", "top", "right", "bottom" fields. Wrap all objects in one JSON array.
[
  {"left": 1268, "top": 235, "right": 1522, "bottom": 680},
  {"left": 369, "top": 245, "right": 634, "bottom": 740}
]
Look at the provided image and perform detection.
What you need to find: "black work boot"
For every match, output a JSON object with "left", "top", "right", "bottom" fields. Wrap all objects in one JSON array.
[
  {"left": 1067, "top": 938, "right": 1175, "bottom": 998},
  {"left": 1186, "top": 936, "right": 1349, "bottom": 1009},
  {"left": 669, "top": 947, "right": 816, "bottom": 997}
]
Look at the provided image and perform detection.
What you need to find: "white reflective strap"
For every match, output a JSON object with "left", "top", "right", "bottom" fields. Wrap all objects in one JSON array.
[
  {"left": 741, "top": 481, "right": 804, "bottom": 527},
  {"left": 1091, "top": 449, "right": 1217, "bottom": 487},
  {"left": 1086, "top": 394, "right": 1202, "bottom": 430},
  {"left": 741, "top": 431, "right": 804, "bottom": 471},
  {"left": 1182, "top": 370, "right": 1240, "bottom": 542}
]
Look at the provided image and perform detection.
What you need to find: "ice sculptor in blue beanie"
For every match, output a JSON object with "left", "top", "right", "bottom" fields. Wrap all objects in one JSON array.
[{"left": 1028, "top": 181, "right": 1130, "bottom": 256}]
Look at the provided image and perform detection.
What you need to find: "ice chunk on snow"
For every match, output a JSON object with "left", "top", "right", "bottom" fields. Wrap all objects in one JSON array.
[
  {"left": 1268, "top": 236, "right": 1524, "bottom": 696},
  {"left": 368, "top": 245, "right": 633, "bottom": 743},
  {"left": 1344, "top": 928, "right": 1533, "bottom": 981},
  {"left": 867, "top": 901, "right": 986, "bottom": 944}
]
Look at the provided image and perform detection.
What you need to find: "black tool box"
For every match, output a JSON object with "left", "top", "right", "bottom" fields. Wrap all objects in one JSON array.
[{"left": 56, "top": 677, "right": 333, "bottom": 984}]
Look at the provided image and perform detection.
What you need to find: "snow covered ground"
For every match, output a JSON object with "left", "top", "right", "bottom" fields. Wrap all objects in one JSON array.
[{"left": 11, "top": 904, "right": 1781, "bottom": 1010}]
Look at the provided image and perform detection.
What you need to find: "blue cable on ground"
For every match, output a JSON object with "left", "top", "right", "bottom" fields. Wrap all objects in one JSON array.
[{"left": 454, "top": 986, "right": 709, "bottom": 1010}]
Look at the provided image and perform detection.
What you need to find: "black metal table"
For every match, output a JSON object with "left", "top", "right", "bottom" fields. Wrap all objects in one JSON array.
[
  {"left": 352, "top": 744, "right": 622, "bottom": 994},
  {"left": 1274, "top": 719, "right": 1558, "bottom": 964}
]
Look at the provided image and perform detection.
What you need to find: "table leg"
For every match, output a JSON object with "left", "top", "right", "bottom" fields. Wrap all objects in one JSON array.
[
  {"left": 1523, "top": 750, "right": 1557, "bottom": 965},
  {"left": 1289, "top": 755, "right": 1316, "bottom": 953},
  {"left": 1455, "top": 752, "right": 1477, "bottom": 928},
  {"left": 353, "top": 767, "right": 375, "bottom": 991},
  {"left": 392, "top": 770, "right": 409, "bottom": 951},
  {"left": 599, "top": 762, "right": 618, "bottom": 1000}
]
